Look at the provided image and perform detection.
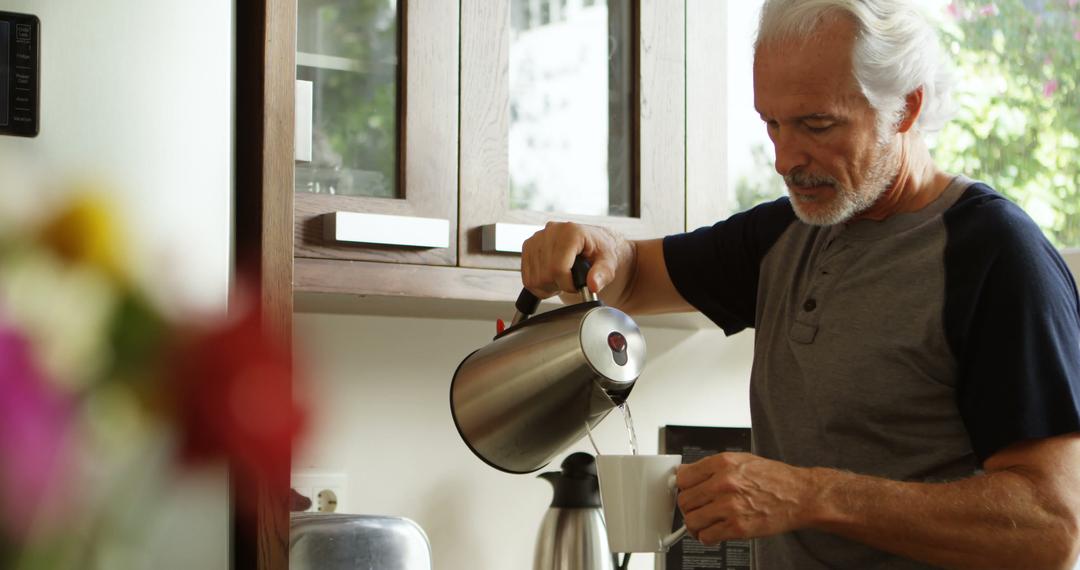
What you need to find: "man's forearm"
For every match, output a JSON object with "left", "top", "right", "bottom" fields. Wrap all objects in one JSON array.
[
  {"left": 601, "top": 238, "right": 693, "bottom": 315},
  {"left": 807, "top": 466, "right": 1080, "bottom": 569},
  {"left": 596, "top": 236, "right": 639, "bottom": 309}
]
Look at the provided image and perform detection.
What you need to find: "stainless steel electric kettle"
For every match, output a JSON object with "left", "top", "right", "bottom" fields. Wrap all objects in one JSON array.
[{"left": 450, "top": 257, "right": 646, "bottom": 473}]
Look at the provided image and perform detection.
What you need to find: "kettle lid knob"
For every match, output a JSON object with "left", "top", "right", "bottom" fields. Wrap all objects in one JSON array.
[{"left": 537, "top": 452, "right": 601, "bottom": 508}]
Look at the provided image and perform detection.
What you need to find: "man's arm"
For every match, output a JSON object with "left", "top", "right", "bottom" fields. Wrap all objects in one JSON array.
[
  {"left": 519, "top": 222, "right": 693, "bottom": 314},
  {"left": 676, "top": 433, "right": 1080, "bottom": 570}
]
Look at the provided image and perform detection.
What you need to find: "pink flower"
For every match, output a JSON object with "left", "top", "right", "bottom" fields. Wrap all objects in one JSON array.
[
  {"left": 946, "top": 2, "right": 961, "bottom": 19},
  {"left": 1070, "top": 0, "right": 1078, "bottom": 8},
  {"left": 1074, "top": 28, "right": 1080, "bottom": 42},
  {"left": 0, "top": 323, "right": 73, "bottom": 540},
  {"left": 1044, "top": 79, "right": 1060, "bottom": 98},
  {"left": 979, "top": 3, "right": 999, "bottom": 17}
]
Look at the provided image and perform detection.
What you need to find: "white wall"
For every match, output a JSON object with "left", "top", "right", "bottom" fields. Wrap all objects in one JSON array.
[
  {"left": 293, "top": 312, "right": 754, "bottom": 570},
  {"left": 0, "top": 1, "right": 234, "bottom": 568},
  {"left": 0, "top": 0, "right": 233, "bottom": 313}
]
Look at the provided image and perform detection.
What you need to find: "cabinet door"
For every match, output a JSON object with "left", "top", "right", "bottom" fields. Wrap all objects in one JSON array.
[
  {"left": 294, "top": 0, "right": 458, "bottom": 266},
  {"left": 460, "top": 0, "right": 686, "bottom": 270}
]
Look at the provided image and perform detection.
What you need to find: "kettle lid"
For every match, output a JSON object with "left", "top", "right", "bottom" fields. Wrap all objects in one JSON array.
[{"left": 538, "top": 452, "right": 601, "bottom": 508}]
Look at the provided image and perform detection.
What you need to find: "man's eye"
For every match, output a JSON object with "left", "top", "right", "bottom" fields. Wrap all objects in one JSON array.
[{"left": 805, "top": 123, "right": 833, "bottom": 133}]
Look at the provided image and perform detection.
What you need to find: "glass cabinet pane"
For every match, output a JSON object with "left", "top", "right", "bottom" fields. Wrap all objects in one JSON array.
[
  {"left": 508, "top": 0, "right": 634, "bottom": 217},
  {"left": 296, "top": 0, "right": 398, "bottom": 198}
]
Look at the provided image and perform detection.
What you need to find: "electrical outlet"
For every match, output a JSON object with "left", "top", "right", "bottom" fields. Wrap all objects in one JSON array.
[{"left": 292, "top": 471, "right": 349, "bottom": 514}]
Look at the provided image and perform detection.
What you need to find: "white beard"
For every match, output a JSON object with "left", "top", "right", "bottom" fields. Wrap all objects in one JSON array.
[{"left": 787, "top": 139, "right": 900, "bottom": 226}]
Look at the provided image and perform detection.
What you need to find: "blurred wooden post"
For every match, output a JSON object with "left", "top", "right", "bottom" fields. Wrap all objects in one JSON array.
[{"left": 234, "top": 0, "right": 295, "bottom": 568}]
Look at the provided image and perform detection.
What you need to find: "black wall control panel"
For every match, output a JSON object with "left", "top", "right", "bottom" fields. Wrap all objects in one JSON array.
[{"left": 0, "top": 11, "right": 39, "bottom": 137}]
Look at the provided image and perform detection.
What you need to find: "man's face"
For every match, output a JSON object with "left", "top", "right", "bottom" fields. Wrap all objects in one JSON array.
[{"left": 753, "top": 16, "right": 899, "bottom": 226}]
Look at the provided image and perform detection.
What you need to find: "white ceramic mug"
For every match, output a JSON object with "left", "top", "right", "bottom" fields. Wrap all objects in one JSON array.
[{"left": 595, "top": 454, "right": 688, "bottom": 553}]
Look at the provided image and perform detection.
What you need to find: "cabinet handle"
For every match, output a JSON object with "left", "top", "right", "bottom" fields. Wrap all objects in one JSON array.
[
  {"left": 295, "top": 79, "right": 313, "bottom": 162},
  {"left": 480, "top": 223, "right": 544, "bottom": 254},
  {"left": 324, "top": 212, "right": 450, "bottom": 249}
]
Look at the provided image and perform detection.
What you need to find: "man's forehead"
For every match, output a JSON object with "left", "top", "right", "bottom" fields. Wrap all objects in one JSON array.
[
  {"left": 753, "top": 13, "right": 859, "bottom": 77},
  {"left": 757, "top": 110, "right": 840, "bottom": 121},
  {"left": 753, "top": 61, "right": 864, "bottom": 118},
  {"left": 754, "top": 96, "right": 861, "bottom": 121},
  {"left": 753, "top": 17, "right": 865, "bottom": 119},
  {"left": 755, "top": 9, "right": 859, "bottom": 56}
]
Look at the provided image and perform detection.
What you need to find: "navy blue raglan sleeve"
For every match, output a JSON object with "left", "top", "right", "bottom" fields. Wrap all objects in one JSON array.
[
  {"left": 944, "top": 185, "right": 1080, "bottom": 463},
  {"left": 662, "top": 197, "right": 796, "bottom": 335}
]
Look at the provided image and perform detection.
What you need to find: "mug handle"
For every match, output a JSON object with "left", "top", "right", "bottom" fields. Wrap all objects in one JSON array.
[{"left": 660, "top": 472, "right": 688, "bottom": 550}]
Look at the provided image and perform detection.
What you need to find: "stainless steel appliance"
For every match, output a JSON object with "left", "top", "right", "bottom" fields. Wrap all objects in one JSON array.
[
  {"left": 534, "top": 452, "right": 616, "bottom": 570},
  {"left": 290, "top": 513, "right": 433, "bottom": 570},
  {"left": 450, "top": 257, "right": 646, "bottom": 474}
]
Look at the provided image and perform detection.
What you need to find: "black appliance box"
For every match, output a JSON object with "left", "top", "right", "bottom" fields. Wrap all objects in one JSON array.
[{"left": 658, "top": 425, "right": 752, "bottom": 570}]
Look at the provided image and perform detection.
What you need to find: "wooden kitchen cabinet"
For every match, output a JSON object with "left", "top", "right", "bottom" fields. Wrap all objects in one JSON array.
[
  {"left": 290, "top": 0, "right": 730, "bottom": 300},
  {"left": 293, "top": 0, "right": 459, "bottom": 267},
  {"left": 236, "top": 2, "right": 728, "bottom": 569},
  {"left": 459, "top": 0, "right": 684, "bottom": 270}
]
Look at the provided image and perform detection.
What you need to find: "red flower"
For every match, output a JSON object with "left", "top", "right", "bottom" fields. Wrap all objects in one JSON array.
[{"left": 168, "top": 304, "right": 304, "bottom": 494}]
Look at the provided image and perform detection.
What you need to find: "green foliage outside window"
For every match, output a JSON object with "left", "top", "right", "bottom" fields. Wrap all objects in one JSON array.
[
  {"left": 934, "top": 0, "right": 1079, "bottom": 247},
  {"left": 735, "top": 144, "right": 787, "bottom": 212},
  {"left": 296, "top": 0, "right": 397, "bottom": 198},
  {"left": 734, "top": 0, "right": 1080, "bottom": 247}
]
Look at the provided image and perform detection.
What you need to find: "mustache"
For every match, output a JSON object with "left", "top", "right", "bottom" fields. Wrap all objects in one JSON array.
[{"left": 785, "top": 171, "right": 838, "bottom": 189}]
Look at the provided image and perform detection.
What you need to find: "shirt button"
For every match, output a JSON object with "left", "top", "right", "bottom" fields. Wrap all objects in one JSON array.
[{"left": 803, "top": 299, "right": 817, "bottom": 312}]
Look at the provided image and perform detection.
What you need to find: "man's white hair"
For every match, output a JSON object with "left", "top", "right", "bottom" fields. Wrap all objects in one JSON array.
[{"left": 755, "top": 0, "right": 956, "bottom": 138}]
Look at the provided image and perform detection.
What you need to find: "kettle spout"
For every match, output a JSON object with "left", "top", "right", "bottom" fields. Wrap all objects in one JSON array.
[{"left": 605, "top": 385, "right": 633, "bottom": 406}]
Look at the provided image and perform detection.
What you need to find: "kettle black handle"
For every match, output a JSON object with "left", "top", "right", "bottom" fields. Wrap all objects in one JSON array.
[
  {"left": 515, "top": 255, "right": 593, "bottom": 319},
  {"left": 570, "top": 255, "right": 592, "bottom": 294},
  {"left": 514, "top": 288, "right": 542, "bottom": 318}
]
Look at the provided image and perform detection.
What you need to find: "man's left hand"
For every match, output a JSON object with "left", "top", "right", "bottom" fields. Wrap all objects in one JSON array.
[{"left": 675, "top": 452, "right": 817, "bottom": 544}]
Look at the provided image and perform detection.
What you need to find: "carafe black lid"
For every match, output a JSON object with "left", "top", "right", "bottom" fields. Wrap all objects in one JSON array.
[{"left": 538, "top": 452, "right": 601, "bottom": 508}]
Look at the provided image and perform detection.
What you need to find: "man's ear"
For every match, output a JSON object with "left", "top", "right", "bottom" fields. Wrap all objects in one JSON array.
[{"left": 896, "top": 86, "right": 924, "bottom": 134}]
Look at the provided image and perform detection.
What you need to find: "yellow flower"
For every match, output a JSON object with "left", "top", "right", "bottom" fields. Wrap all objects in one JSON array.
[{"left": 37, "top": 189, "right": 128, "bottom": 283}]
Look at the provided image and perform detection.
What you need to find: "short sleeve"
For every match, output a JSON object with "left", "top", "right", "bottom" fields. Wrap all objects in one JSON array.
[
  {"left": 944, "top": 185, "right": 1080, "bottom": 463},
  {"left": 662, "top": 197, "right": 796, "bottom": 335}
]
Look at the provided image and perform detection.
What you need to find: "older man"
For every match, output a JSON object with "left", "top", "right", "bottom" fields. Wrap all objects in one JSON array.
[{"left": 520, "top": 1, "right": 1080, "bottom": 568}]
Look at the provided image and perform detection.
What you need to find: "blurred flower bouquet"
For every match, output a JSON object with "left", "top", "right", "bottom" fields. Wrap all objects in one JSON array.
[{"left": 0, "top": 183, "right": 304, "bottom": 569}]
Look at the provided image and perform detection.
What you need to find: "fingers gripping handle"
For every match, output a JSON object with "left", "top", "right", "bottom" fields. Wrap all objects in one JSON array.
[
  {"left": 513, "top": 256, "right": 594, "bottom": 324},
  {"left": 569, "top": 255, "right": 593, "bottom": 300},
  {"left": 661, "top": 471, "right": 688, "bottom": 550}
]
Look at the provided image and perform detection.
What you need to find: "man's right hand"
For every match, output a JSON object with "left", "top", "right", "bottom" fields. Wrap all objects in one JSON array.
[
  {"left": 519, "top": 222, "right": 690, "bottom": 315},
  {"left": 520, "top": 221, "right": 634, "bottom": 302}
]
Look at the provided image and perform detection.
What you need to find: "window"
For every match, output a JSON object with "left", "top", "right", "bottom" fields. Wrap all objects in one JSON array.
[
  {"left": 508, "top": 0, "right": 634, "bottom": 217},
  {"left": 295, "top": 0, "right": 398, "bottom": 198},
  {"left": 932, "top": 0, "right": 1080, "bottom": 249},
  {"left": 726, "top": 0, "right": 783, "bottom": 213}
]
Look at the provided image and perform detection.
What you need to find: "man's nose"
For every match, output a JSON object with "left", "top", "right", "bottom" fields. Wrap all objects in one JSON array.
[{"left": 773, "top": 132, "right": 809, "bottom": 177}]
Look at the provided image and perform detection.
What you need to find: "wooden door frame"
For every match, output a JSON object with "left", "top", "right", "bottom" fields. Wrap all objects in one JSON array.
[{"left": 234, "top": 0, "right": 295, "bottom": 569}]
